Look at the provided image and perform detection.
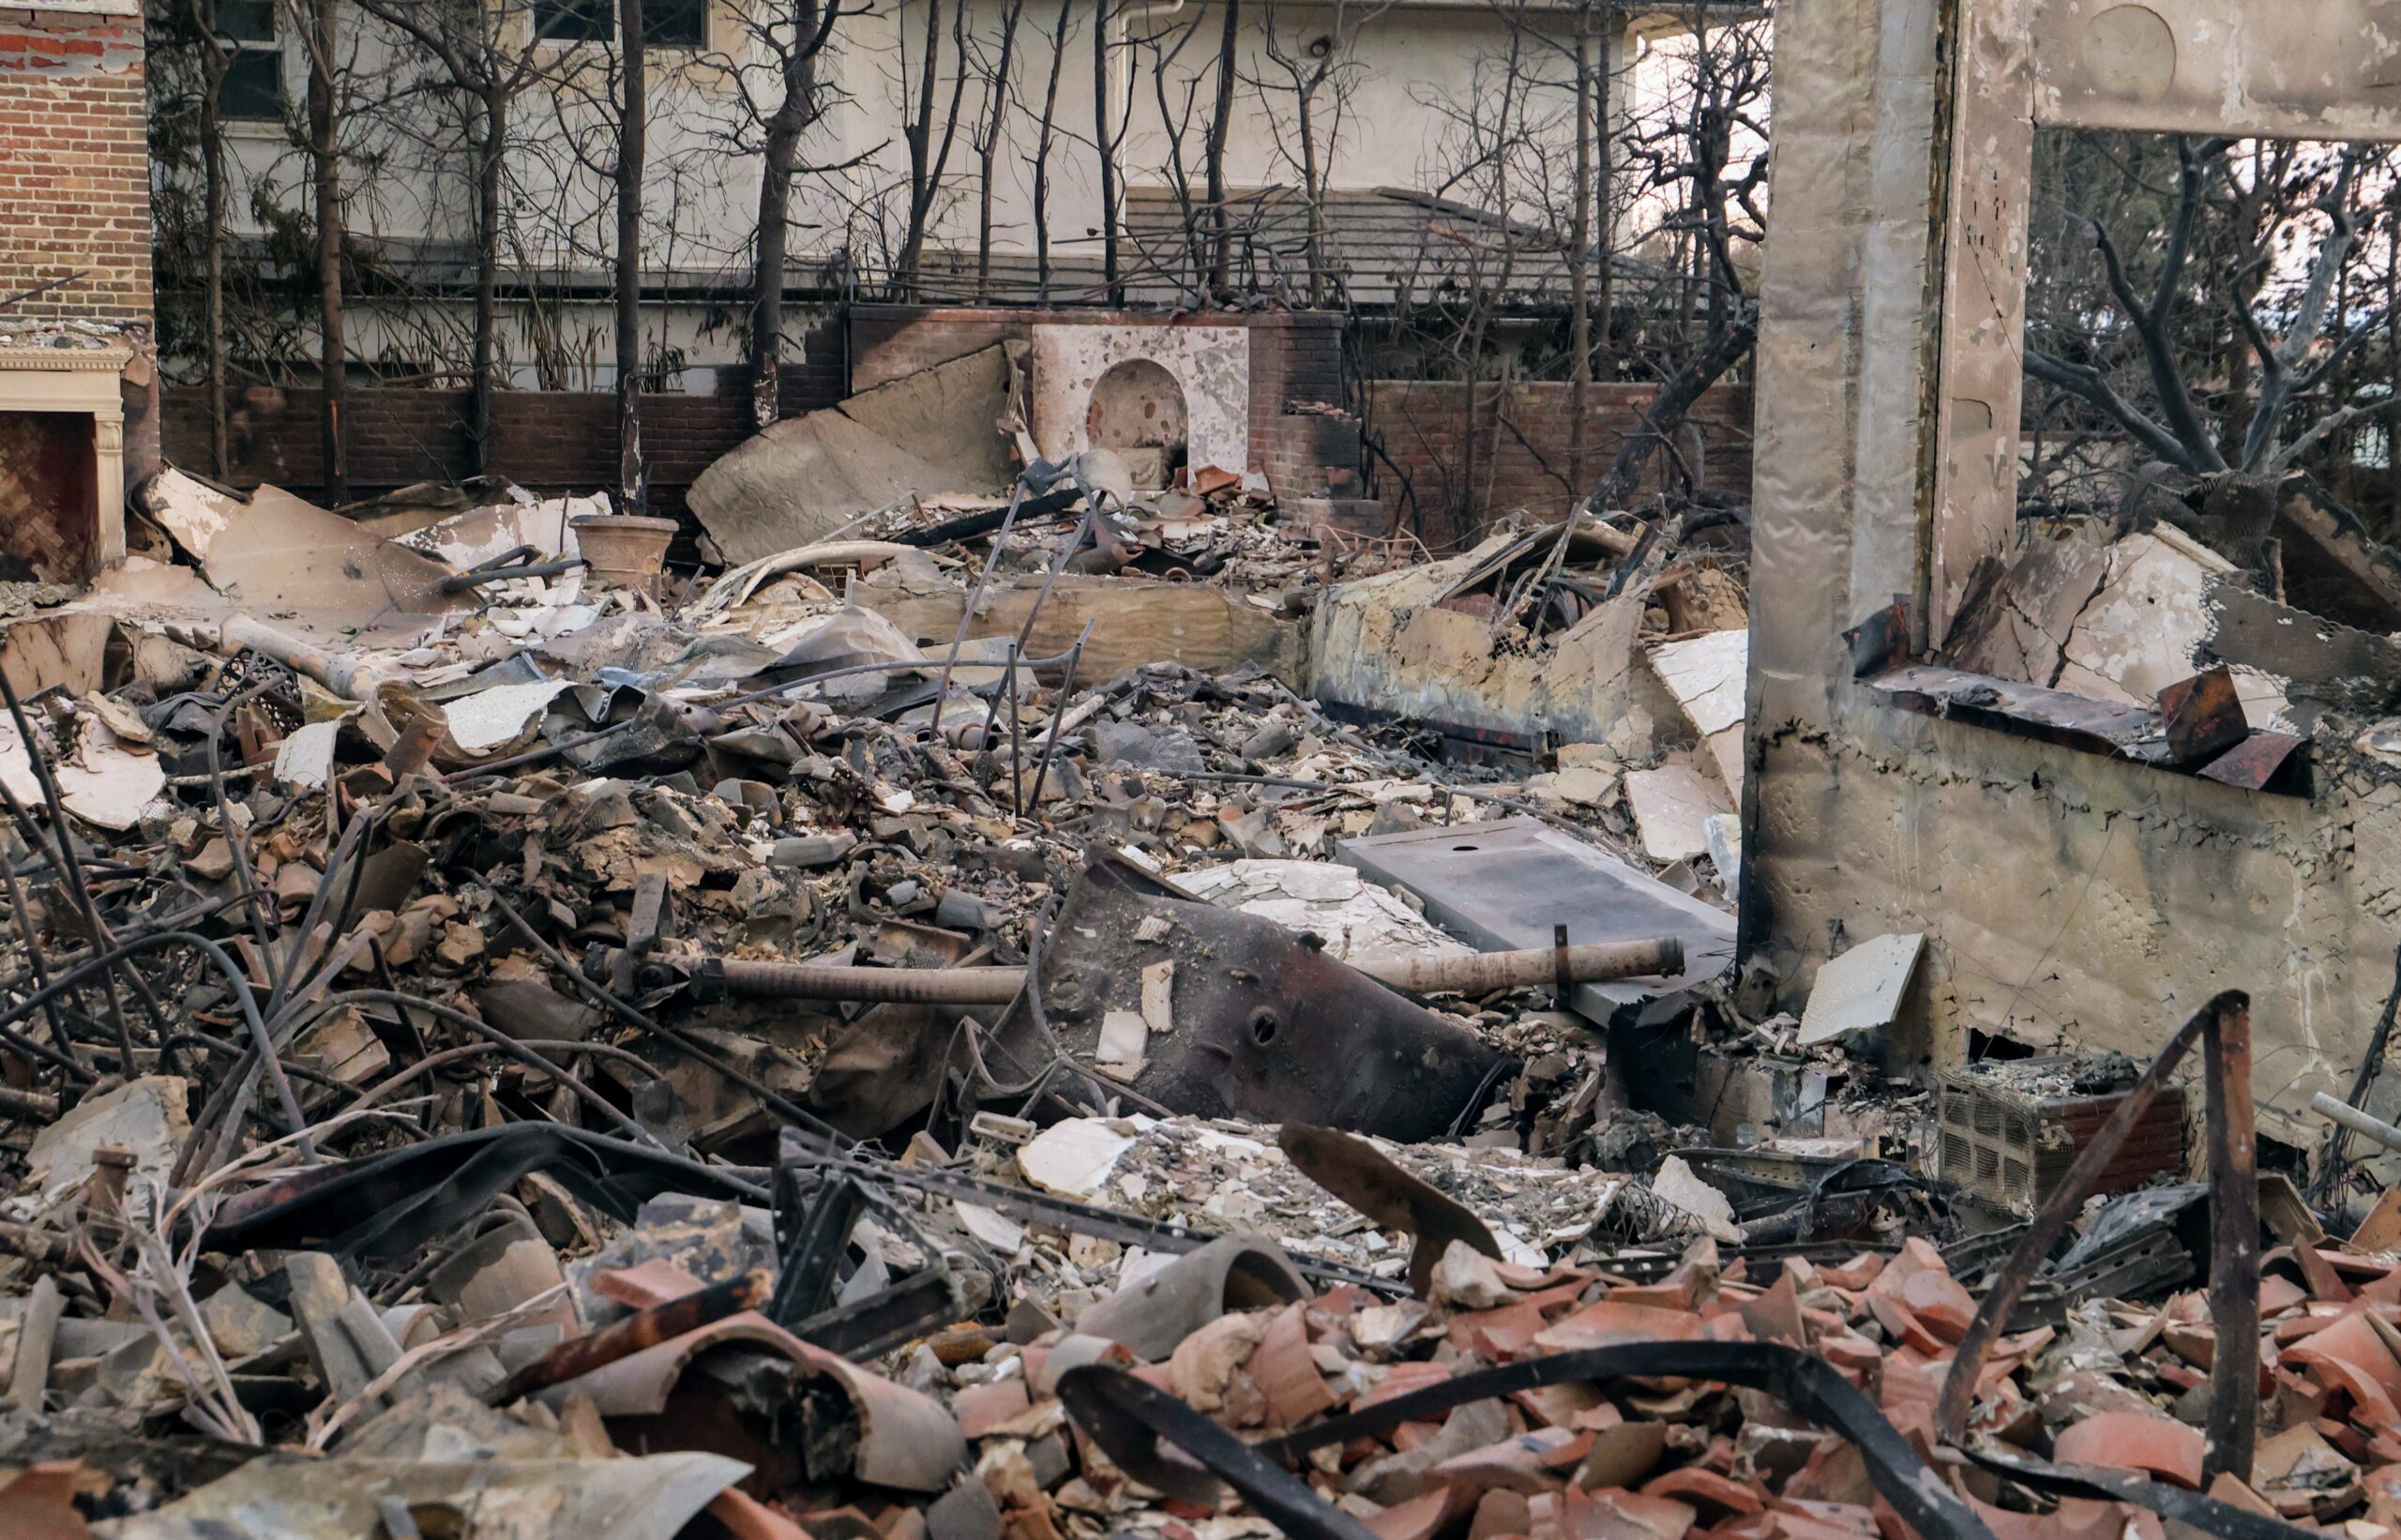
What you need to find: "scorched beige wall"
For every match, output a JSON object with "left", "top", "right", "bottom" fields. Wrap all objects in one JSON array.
[{"left": 1744, "top": 0, "right": 2401, "bottom": 1148}]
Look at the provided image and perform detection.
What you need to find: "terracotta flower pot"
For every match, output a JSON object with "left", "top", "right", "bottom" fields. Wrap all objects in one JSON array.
[{"left": 569, "top": 513, "right": 679, "bottom": 597}]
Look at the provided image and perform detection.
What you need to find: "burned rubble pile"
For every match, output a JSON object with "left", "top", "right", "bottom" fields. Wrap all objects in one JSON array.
[{"left": 0, "top": 452, "right": 2371, "bottom": 1540}]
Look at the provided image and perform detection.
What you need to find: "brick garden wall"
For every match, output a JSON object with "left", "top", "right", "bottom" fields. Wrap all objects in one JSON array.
[
  {"left": 166, "top": 306, "right": 1362, "bottom": 522},
  {"left": 160, "top": 311, "right": 1752, "bottom": 562},
  {"left": 160, "top": 312, "right": 848, "bottom": 517},
  {"left": 0, "top": 8, "right": 149, "bottom": 324},
  {"left": 1365, "top": 380, "right": 1754, "bottom": 551}
]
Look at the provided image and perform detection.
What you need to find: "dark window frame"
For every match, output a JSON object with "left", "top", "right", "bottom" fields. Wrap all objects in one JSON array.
[
  {"left": 214, "top": 0, "right": 285, "bottom": 123},
  {"left": 533, "top": 0, "right": 707, "bottom": 48}
]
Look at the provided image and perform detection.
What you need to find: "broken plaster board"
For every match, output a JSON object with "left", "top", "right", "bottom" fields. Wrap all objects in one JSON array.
[
  {"left": 1309, "top": 532, "right": 1656, "bottom": 747},
  {"left": 2052, "top": 528, "right": 2232, "bottom": 706},
  {"left": 274, "top": 720, "right": 340, "bottom": 790},
  {"left": 837, "top": 341, "right": 1019, "bottom": 496},
  {"left": 1168, "top": 858, "right": 1473, "bottom": 969},
  {"left": 690, "top": 411, "right": 973, "bottom": 566},
  {"left": 443, "top": 681, "right": 574, "bottom": 755},
  {"left": 401, "top": 494, "right": 598, "bottom": 569},
  {"left": 1941, "top": 531, "right": 2114, "bottom": 687},
  {"left": 1018, "top": 1117, "right": 1135, "bottom": 1198},
  {"left": 1030, "top": 325, "right": 1250, "bottom": 476},
  {"left": 0, "top": 710, "right": 163, "bottom": 831},
  {"left": 1647, "top": 630, "right": 1748, "bottom": 737},
  {"left": 1623, "top": 762, "right": 1731, "bottom": 864},
  {"left": 1646, "top": 628, "right": 1749, "bottom": 796},
  {"left": 1798, "top": 932, "right": 1925, "bottom": 1045},
  {"left": 17, "top": 1076, "right": 188, "bottom": 1225}
]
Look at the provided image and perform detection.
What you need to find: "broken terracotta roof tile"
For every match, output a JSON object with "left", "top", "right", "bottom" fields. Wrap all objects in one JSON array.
[{"left": 2053, "top": 1411, "right": 2207, "bottom": 1489}]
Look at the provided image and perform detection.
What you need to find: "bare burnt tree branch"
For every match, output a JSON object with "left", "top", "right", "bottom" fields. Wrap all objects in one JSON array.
[
  {"left": 346, "top": 0, "right": 563, "bottom": 470},
  {"left": 2025, "top": 131, "right": 2401, "bottom": 510},
  {"left": 1587, "top": 5, "right": 1767, "bottom": 511}
]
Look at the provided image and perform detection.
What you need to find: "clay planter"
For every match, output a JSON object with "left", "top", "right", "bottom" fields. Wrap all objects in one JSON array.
[{"left": 570, "top": 513, "right": 679, "bottom": 596}]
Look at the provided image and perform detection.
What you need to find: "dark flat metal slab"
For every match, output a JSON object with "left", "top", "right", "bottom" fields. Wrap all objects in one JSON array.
[{"left": 1338, "top": 817, "right": 1737, "bottom": 1028}]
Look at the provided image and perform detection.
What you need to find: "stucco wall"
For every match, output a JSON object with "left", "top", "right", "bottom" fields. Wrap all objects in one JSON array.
[
  {"left": 1744, "top": 0, "right": 2401, "bottom": 1143},
  {"left": 1749, "top": 704, "right": 2401, "bottom": 1149}
]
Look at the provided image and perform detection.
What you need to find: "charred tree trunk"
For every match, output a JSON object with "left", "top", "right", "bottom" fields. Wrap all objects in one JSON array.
[
  {"left": 307, "top": 0, "right": 346, "bottom": 503},
  {"left": 1295, "top": 69, "right": 1322, "bottom": 305},
  {"left": 2389, "top": 215, "right": 2399, "bottom": 533},
  {"left": 1031, "top": 0, "right": 1072, "bottom": 302},
  {"left": 899, "top": 0, "right": 940, "bottom": 295},
  {"left": 1095, "top": 0, "right": 1117, "bottom": 300},
  {"left": 1202, "top": 0, "right": 1239, "bottom": 294},
  {"left": 750, "top": 107, "right": 801, "bottom": 430},
  {"left": 750, "top": 4, "right": 821, "bottom": 430},
  {"left": 200, "top": 64, "right": 230, "bottom": 479},
  {"left": 898, "top": 0, "right": 971, "bottom": 298},
  {"left": 1568, "top": 11, "right": 1593, "bottom": 498},
  {"left": 974, "top": 0, "right": 1023, "bottom": 298},
  {"left": 616, "top": 0, "right": 646, "bottom": 511},
  {"left": 471, "top": 91, "right": 506, "bottom": 472},
  {"left": 1593, "top": 20, "right": 1614, "bottom": 382},
  {"left": 1590, "top": 306, "right": 1755, "bottom": 511}
]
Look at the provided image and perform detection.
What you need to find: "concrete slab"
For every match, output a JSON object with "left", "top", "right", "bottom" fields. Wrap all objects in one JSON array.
[{"left": 1337, "top": 817, "right": 1736, "bottom": 1029}]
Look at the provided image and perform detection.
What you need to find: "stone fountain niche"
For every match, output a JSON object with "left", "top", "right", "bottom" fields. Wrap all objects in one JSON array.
[
  {"left": 1030, "top": 323, "right": 1251, "bottom": 488},
  {"left": 1084, "top": 359, "right": 1190, "bottom": 489}
]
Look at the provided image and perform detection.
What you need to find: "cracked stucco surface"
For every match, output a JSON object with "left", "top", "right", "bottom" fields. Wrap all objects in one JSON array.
[
  {"left": 1751, "top": 703, "right": 2401, "bottom": 1137},
  {"left": 1030, "top": 325, "right": 1250, "bottom": 476}
]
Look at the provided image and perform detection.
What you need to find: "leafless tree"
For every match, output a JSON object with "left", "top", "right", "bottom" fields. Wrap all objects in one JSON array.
[
  {"left": 1094, "top": 0, "right": 1123, "bottom": 298},
  {"left": 1252, "top": 0, "right": 1390, "bottom": 303},
  {"left": 1200, "top": 0, "right": 1240, "bottom": 293},
  {"left": 1028, "top": 0, "right": 1078, "bottom": 300},
  {"left": 274, "top": 0, "right": 352, "bottom": 499},
  {"left": 969, "top": 0, "right": 1027, "bottom": 294},
  {"left": 896, "top": 0, "right": 974, "bottom": 296},
  {"left": 346, "top": 0, "right": 559, "bottom": 471},
  {"left": 722, "top": 0, "right": 851, "bottom": 426},
  {"left": 151, "top": 0, "right": 237, "bottom": 476},
  {"left": 2024, "top": 135, "right": 2400, "bottom": 485},
  {"left": 1588, "top": 4, "right": 1767, "bottom": 510},
  {"left": 614, "top": 0, "right": 646, "bottom": 509},
  {"left": 1131, "top": 5, "right": 1213, "bottom": 300},
  {"left": 1565, "top": 0, "right": 1615, "bottom": 486}
]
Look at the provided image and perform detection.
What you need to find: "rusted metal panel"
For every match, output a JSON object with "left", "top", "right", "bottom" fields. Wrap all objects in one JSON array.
[
  {"left": 2159, "top": 668, "right": 2247, "bottom": 765},
  {"left": 997, "top": 855, "right": 1504, "bottom": 1141},
  {"left": 2197, "top": 732, "right": 2308, "bottom": 793}
]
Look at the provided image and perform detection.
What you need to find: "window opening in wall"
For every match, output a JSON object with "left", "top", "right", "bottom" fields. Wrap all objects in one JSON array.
[
  {"left": 534, "top": 0, "right": 704, "bottom": 45},
  {"left": 1934, "top": 129, "right": 2401, "bottom": 752},
  {"left": 216, "top": 0, "right": 285, "bottom": 122}
]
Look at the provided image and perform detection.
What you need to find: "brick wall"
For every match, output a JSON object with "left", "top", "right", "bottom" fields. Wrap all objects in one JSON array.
[
  {"left": 162, "top": 305, "right": 1371, "bottom": 527},
  {"left": 1364, "top": 380, "right": 1754, "bottom": 551},
  {"left": 0, "top": 9, "right": 149, "bottom": 324},
  {"left": 160, "top": 312, "right": 849, "bottom": 515}
]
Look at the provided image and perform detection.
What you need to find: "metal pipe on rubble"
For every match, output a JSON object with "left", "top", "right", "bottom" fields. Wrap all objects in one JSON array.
[
  {"left": 1371, "top": 938, "right": 1683, "bottom": 993},
  {"left": 690, "top": 935, "right": 1684, "bottom": 1004},
  {"left": 2310, "top": 1091, "right": 2401, "bottom": 1155},
  {"left": 219, "top": 615, "right": 389, "bottom": 699}
]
